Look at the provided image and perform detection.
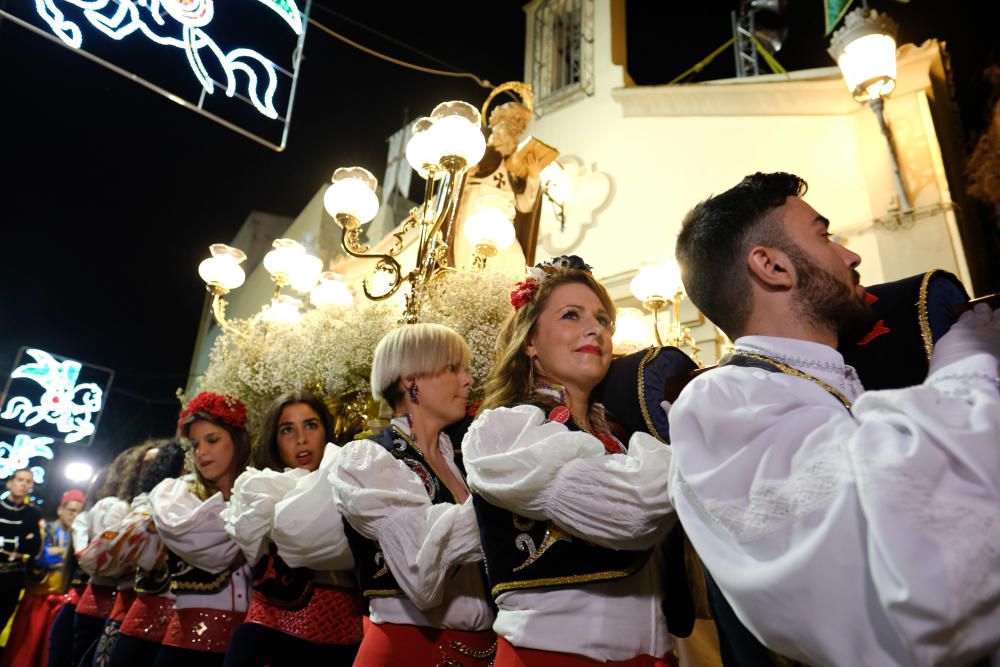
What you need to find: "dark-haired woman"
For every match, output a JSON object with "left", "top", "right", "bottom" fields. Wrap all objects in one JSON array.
[
  {"left": 105, "top": 439, "right": 186, "bottom": 667},
  {"left": 329, "top": 323, "right": 495, "bottom": 666},
  {"left": 72, "top": 445, "right": 146, "bottom": 666},
  {"left": 221, "top": 390, "right": 362, "bottom": 666},
  {"left": 150, "top": 393, "right": 252, "bottom": 667},
  {"left": 463, "top": 257, "right": 678, "bottom": 666}
]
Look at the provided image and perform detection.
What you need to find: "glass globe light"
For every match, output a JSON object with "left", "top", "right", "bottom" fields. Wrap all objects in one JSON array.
[
  {"left": 540, "top": 161, "right": 574, "bottom": 204},
  {"left": 464, "top": 194, "right": 516, "bottom": 252},
  {"left": 631, "top": 263, "right": 673, "bottom": 304},
  {"left": 323, "top": 166, "right": 380, "bottom": 223},
  {"left": 405, "top": 117, "right": 441, "bottom": 180},
  {"left": 198, "top": 243, "right": 247, "bottom": 291},
  {"left": 261, "top": 294, "right": 303, "bottom": 324},
  {"left": 287, "top": 252, "right": 323, "bottom": 293},
  {"left": 263, "top": 238, "right": 306, "bottom": 284},
  {"left": 613, "top": 307, "right": 651, "bottom": 354},
  {"left": 310, "top": 271, "right": 354, "bottom": 307},
  {"left": 828, "top": 8, "right": 899, "bottom": 102},
  {"left": 426, "top": 101, "right": 486, "bottom": 167}
]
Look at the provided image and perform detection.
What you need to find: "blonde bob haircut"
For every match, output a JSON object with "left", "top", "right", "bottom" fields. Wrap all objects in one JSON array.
[{"left": 371, "top": 323, "right": 472, "bottom": 409}]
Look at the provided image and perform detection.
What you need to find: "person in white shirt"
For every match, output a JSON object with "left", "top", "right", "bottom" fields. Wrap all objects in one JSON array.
[
  {"left": 669, "top": 171, "right": 1000, "bottom": 667},
  {"left": 329, "top": 323, "right": 496, "bottom": 666},
  {"left": 107, "top": 438, "right": 186, "bottom": 667},
  {"left": 150, "top": 392, "right": 251, "bottom": 667},
  {"left": 222, "top": 390, "right": 362, "bottom": 666},
  {"left": 462, "top": 256, "right": 679, "bottom": 666}
]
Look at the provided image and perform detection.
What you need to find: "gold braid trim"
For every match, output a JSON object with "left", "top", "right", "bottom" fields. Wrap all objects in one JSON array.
[
  {"left": 637, "top": 346, "right": 667, "bottom": 443},
  {"left": 449, "top": 640, "right": 497, "bottom": 660},
  {"left": 491, "top": 552, "right": 648, "bottom": 597},
  {"left": 511, "top": 523, "right": 571, "bottom": 572},
  {"left": 363, "top": 587, "right": 405, "bottom": 598},
  {"left": 917, "top": 270, "right": 937, "bottom": 364},
  {"left": 734, "top": 353, "right": 853, "bottom": 411},
  {"left": 170, "top": 570, "right": 231, "bottom": 592}
]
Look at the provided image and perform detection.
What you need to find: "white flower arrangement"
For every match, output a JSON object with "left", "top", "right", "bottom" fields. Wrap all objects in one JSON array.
[{"left": 194, "top": 267, "right": 518, "bottom": 435}]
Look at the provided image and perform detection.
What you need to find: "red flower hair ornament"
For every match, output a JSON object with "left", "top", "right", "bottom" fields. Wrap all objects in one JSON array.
[
  {"left": 510, "top": 255, "right": 594, "bottom": 311},
  {"left": 177, "top": 392, "right": 248, "bottom": 434}
]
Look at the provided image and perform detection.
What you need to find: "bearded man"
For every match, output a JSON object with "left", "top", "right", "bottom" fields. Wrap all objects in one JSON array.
[{"left": 668, "top": 172, "right": 1000, "bottom": 667}]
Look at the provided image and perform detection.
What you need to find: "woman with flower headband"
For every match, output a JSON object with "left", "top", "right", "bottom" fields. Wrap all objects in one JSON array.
[
  {"left": 463, "top": 256, "right": 679, "bottom": 666},
  {"left": 105, "top": 438, "right": 186, "bottom": 667},
  {"left": 149, "top": 392, "right": 252, "bottom": 667},
  {"left": 329, "top": 323, "right": 496, "bottom": 666},
  {"left": 220, "top": 390, "right": 362, "bottom": 666}
]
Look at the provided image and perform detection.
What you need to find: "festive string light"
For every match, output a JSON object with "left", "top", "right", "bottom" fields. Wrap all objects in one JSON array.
[{"left": 0, "top": 434, "right": 55, "bottom": 484}]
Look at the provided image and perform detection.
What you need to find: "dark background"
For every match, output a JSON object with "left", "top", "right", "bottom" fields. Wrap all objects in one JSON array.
[{"left": 2, "top": 0, "right": 997, "bottom": 510}]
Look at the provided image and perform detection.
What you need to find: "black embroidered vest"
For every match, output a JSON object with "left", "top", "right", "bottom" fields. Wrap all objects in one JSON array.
[
  {"left": 343, "top": 425, "right": 465, "bottom": 600},
  {"left": 167, "top": 549, "right": 235, "bottom": 596},
  {"left": 250, "top": 543, "right": 315, "bottom": 608},
  {"left": 134, "top": 553, "right": 171, "bottom": 595},
  {"left": 473, "top": 409, "right": 652, "bottom": 599}
]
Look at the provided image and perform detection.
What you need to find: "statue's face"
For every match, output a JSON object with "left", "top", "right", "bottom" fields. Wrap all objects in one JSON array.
[{"left": 489, "top": 107, "right": 531, "bottom": 155}]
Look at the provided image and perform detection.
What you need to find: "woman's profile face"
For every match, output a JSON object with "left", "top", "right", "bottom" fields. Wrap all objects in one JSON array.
[
  {"left": 276, "top": 402, "right": 327, "bottom": 471},
  {"left": 188, "top": 420, "right": 235, "bottom": 484},
  {"left": 412, "top": 363, "right": 473, "bottom": 427},
  {"left": 526, "top": 282, "right": 613, "bottom": 395}
]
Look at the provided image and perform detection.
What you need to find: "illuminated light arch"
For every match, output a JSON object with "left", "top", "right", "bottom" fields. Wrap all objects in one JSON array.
[
  {"left": 0, "top": 349, "right": 104, "bottom": 444},
  {"left": 0, "top": 434, "right": 55, "bottom": 484},
  {"left": 32, "top": 0, "right": 300, "bottom": 119}
]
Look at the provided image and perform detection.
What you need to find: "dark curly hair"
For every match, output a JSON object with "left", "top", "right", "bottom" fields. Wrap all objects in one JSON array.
[
  {"left": 676, "top": 172, "right": 807, "bottom": 338},
  {"left": 138, "top": 438, "right": 186, "bottom": 494}
]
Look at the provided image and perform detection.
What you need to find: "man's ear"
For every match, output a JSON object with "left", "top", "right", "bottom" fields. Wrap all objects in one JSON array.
[{"left": 748, "top": 245, "right": 795, "bottom": 290}]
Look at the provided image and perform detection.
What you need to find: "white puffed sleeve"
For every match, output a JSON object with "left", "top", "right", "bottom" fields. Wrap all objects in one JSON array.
[
  {"left": 78, "top": 493, "right": 159, "bottom": 579},
  {"left": 221, "top": 467, "right": 304, "bottom": 565},
  {"left": 330, "top": 440, "right": 481, "bottom": 610},
  {"left": 76, "top": 496, "right": 129, "bottom": 575},
  {"left": 149, "top": 476, "right": 241, "bottom": 574},
  {"left": 272, "top": 444, "right": 354, "bottom": 571},
  {"left": 463, "top": 405, "right": 675, "bottom": 550},
  {"left": 71, "top": 510, "right": 90, "bottom": 554}
]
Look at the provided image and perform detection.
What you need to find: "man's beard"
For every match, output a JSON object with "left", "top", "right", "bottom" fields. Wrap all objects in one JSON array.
[{"left": 785, "top": 244, "right": 875, "bottom": 343}]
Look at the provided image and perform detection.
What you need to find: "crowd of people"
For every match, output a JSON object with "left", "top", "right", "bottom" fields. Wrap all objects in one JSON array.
[{"left": 1, "top": 171, "right": 998, "bottom": 667}]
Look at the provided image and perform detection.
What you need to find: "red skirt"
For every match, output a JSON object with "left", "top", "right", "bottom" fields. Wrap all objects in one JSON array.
[
  {"left": 495, "top": 636, "right": 678, "bottom": 667},
  {"left": 75, "top": 584, "right": 116, "bottom": 620},
  {"left": 107, "top": 589, "right": 136, "bottom": 623},
  {"left": 244, "top": 586, "right": 363, "bottom": 645},
  {"left": 161, "top": 607, "right": 245, "bottom": 653},
  {"left": 119, "top": 594, "right": 175, "bottom": 643},
  {"left": 355, "top": 621, "right": 495, "bottom": 666},
  {"left": 0, "top": 593, "right": 64, "bottom": 667}
]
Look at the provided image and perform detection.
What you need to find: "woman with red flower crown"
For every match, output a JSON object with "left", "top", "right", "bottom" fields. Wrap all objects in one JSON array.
[
  {"left": 462, "top": 256, "right": 681, "bottom": 666},
  {"left": 219, "top": 389, "right": 363, "bottom": 666},
  {"left": 149, "top": 392, "right": 251, "bottom": 667},
  {"left": 328, "top": 323, "right": 497, "bottom": 666}
]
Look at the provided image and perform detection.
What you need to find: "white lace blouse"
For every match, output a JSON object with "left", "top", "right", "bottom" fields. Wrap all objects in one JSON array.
[
  {"left": 669, "top": 335, "right": 1000, "bottom": 667},
  {"left": 329, "top": 418, "right": 493, "bottom": 631},
  {"left": 149, "top": 476, "right": 251, "bottom": 613},
  {"left": 462, "top": 404, "right": 677, "bottom": 661}
]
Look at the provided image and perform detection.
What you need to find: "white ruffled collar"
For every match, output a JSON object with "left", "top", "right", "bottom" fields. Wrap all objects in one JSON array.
[{"left": 734, "top": 335, "right": 865, "bottom": 400}]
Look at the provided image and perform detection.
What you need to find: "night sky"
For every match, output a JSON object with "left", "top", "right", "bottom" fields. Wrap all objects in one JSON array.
[{"left": 2, "top": 0, "right": 997, "bottom": 509}]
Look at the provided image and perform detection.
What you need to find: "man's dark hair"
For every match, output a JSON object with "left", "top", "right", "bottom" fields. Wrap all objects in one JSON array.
[
  {"left": 5, "top": 468, "right": 33, "bottom": 481},
  {"left": 676, "top": 172, "right": 807, "bottom": 338},
  {"left": 138, "top": 438, "right": 186, "bottom": 494}
]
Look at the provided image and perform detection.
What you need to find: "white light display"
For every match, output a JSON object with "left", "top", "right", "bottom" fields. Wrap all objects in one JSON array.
[
  {"left": 32, "top": 0, "right": 304, "bottom": 119},
  {"left": 1, "top": 349, "right": 104, "bottom": 444},
  {"left": 0, "top": 434, "right": 55, "bottom": 484}
]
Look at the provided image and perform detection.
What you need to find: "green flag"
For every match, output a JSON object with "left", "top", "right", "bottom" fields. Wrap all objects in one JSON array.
[{"left": 824, "top": 0, "right": 854, "bottom": 34}]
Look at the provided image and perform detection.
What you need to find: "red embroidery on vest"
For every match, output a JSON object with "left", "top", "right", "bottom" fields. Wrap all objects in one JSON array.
[
  {"left": 547, "top": 406, "right": 570, "bottom": 424},
  {"left": 864, "top": 291, "right": 879, "bottom": 304}
]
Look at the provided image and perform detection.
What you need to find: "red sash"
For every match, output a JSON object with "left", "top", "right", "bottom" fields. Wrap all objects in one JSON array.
[
  {"left": 119, "top": 594, "right": 175, "bottom": 643},
  {"left": 161, "top": 607, "right": 245, "bottom": 653},
  {"left": 75, "top": 584, "right": 116, "bottom": 620},
  {"left": 244, "top": 586, "right": 363, "bottom": 645},
  {"left": 108, "top": 589, "right": 136, "bottom": 622},
  {"left": 355, "top": 621, "right": 495, "bottom": 666}
]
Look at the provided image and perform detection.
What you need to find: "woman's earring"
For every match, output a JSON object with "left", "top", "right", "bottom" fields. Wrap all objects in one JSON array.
[{"left": 408, "top": 383, "right": 420, "bottom": 405}]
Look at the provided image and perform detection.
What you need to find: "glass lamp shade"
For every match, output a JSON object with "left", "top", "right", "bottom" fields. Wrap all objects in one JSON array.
[
  {"left": 261, "top": 294, "right": 303, "bottom": 324},
  {"left": 631, "top": 262, "right": 681, "bottom": 304},
  {"left": 287, "top": 253, "right": 323, "bottom": 293},
  {"left": 323, "top": 166, "right": 380, "bottom": 223},
  {"left": 613, "top": 307, "right": 651, "bottom": 354},
  {"left": 263, "top": 238, "right": 306, "bottom": 282},
  {"left": 198, "top": 243, "right": 247, "bottom": 290},
  {"left": 405, "top": 117, "right": 441, "bottom": 179},
  {"left": 426, "top": 101, "right": 486, "bottom": 167},
  {"left": 464, "top": 194, "right": 516, "bottom": 251},
  {"left": 828, "top": 9, "right": 898, "bottom": 101},
  {"left": 310, "top": 272, "right": 354, "bottom": 307}
]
